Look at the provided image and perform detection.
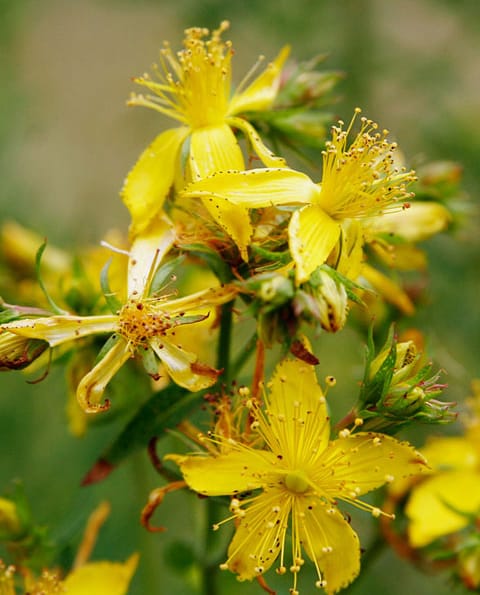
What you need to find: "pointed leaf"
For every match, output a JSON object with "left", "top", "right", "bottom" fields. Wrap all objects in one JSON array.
[{"left": 84, "top": 385, "right": 203, "bottom": 483}]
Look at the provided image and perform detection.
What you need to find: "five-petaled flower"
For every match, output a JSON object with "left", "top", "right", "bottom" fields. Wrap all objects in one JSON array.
[
  {"left": 122, "top": 21, "right": 289, "bottom": 257},
  {"left": 184, "top": 109, "right": 417, "bottom": 283},
  {"left": 167, "top": 357, "right": 426, "bottom": 594},
  {"left": 0, "top": 218, "right": 236, "bottom": 412}
]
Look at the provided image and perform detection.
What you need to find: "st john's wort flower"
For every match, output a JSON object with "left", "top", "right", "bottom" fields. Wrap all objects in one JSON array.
[
  {"left": 183, "top": 108, "right": 416, "bottom": 283},
  {"left": 122, "top": 21, "right": 289, "bottom": 256},
  {"left": 0, "top": 218, "right": 236, "bottom": 412},
  {"left": 167, "top": 357, "right": 426, "bottom": 593}
]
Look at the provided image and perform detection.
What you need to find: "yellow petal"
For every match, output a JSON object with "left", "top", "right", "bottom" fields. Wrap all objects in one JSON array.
[
  {"left": 200, "top": 194, "right": 253, "bottom": 261},
  {"left": 188, "top": 125, "right": 244, "bottom": 179},
  {"left": 63, "top": 554, "right": 139, "bottom": 595},
  {"left": 421, "top": 436, "right": 478, "bottom": 471},
  {"left": 150, "top": 339, "right": 218, "bottom": 391},
  {"left": 320, "top": 433, "right": 427, "bottom": 498},
  {"left": 361, "top": 264, "right": 415, "bottom": 315},
  {"left": 1, "top": 315, "right": 117, "bottom": 347},
  {"left": 127, "top": 216, "right": 176, "bottom": 298},
  {"left": 266, "top": 358, "right": 330, "bottom": 460},
  {"left": 298, "top": 497, "right": 360, "bottom": 594},
  {"left": 289, "top": 205, "right": 341, "bottom": 284},
  {"left": 225, "top": 488, "right": 292, "bottom": 579},
  {"left": 406, "top": 471, "right": 480, "bottom": 547},
  {"left": 227, "top": 116, "right": 286, "bottom": 168},
  {"left": 228, "top": 46, "right": 290, "bottom": 114},
  {"left": 372, "top": 201, "right": 452, "bottom": 242},
  {"left": 330, "top": 220, "right": 365, "bottom": 280},
  {"left": 166, "top": 450, "right": 278, "bottom": 496},
  {"left": 76, "top": 338, "right": 131, "bottom": 412},
  {"left": 184, "top": 168, "right": 317, "bottom": 208},
  {"left": 121, "top": 127, "right": 188, "bottom": 236},
  {"left": 161, "top": 285, "right": 237, "bottom": 315}
]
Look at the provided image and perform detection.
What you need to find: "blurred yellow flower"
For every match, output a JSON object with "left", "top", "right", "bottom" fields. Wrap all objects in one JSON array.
[
  {"left": 167, "top": 357, "right": 426, "bottom": 594},
  {"left": 122, "top": 21, "right": 289, "bottom": 253},
  {"left": 0, "top": 553, "right": 138, "bottom": 595},
  {"left": 406, "top": 404, "right": 480, "bottom": 548}
]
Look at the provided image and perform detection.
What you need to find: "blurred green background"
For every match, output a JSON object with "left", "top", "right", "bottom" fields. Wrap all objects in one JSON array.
[{"left": 1, "top": 0, "right": 479, "bottom": 593}]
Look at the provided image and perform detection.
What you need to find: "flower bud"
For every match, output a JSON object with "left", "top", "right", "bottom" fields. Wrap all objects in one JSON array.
[
  {"left": 298, "top": 269, "right": 348, "bottom": 333},
  {"left": 0, "top": 331, "right": 47, "bottom": 371},
  {"left": 353, "top": 327, "right": 455, "bottom": 433}
]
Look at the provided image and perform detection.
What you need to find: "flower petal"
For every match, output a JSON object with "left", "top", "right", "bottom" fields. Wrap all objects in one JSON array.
[
  {"left": 361, "top": 264, "right": 415, "bottom": 315},
  {"left": 225, "top": 488, "right": 292, "bottom": 579},
  {"left": 406, "top": 470, "right": 480, "bottom": 547},
  {"left": 76, "top": 337, "right": 131, "bottom": 412},
  {"left": 227, "top": 116, "right": 286, "bottom": 168},
  {"left": 1, "top": 316, "right": 117, "bottom": 347},
  {"left": 264, "top": 358, "right": 330, "bottom": 463},
  {"left": 228, "top": 46, "right": 290, "bottom": 115},
  {"left": 189, "top": 124, "right": 244, "bottom": 179},
  {"left": 127, "top": 216, "right": 176, "bottom": 298},
  {"left": 184, "top": 168, "right": 317, "bottom": 208},
  {"left": 199, "top": 194, "right": 253, "bottom": 261},
  {"left": 121, "top": 127, "right": 188, "bottom": 236},
  {"left": 289, "top": 205, "right": 341, "bottom": 284},
  {"left": 421, "top": 436, "right": 478, "bottom": 471},
  {"left": 63, "top": 554, "right": 139, "bottom": 595},
  {"left": 371, "top": 201, "right": 451, "bottom": 242},
  {"left": 298, "top": 497, "right": 360, "bottom": 595},
  {"left": 151, "top": 339, "right": 218, "bottom": 391},
  {"left": 166, "top": 449, "right": 278, "bottom": 496},
  {"left": 160, "top": 285, "right": 237, "bottom": 315},
  {"left": 319, "top": 432, "right": 427, "bottom": 498}
]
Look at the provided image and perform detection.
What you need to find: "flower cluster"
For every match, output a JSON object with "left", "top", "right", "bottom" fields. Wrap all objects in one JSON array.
[{"left": 0, "top": 21, "right": 466, "bottom": 595}]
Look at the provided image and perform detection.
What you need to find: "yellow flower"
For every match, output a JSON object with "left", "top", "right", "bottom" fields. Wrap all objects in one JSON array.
[
  {"left": 184, "top": 109, "right": 416, "bottom": 283},
  {"left": 0, "top": 555, "right": 138, "bottom": 595},
  {"left": 405, "top": 434, "right": 480, "bottom": 548},
  {"left": 0, "top": 218, "right": 236, "bottom": 412},
  {"left": 167, "top": 358, "right": 426, "bottom": 594},
  {"left": 122, "top": 21, "right": 289, "bottom": 254}
]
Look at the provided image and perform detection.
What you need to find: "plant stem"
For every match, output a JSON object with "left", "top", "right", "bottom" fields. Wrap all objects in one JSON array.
[
  {"left": 199, "top": 300, "right": 235, "bottom": 595},
  {"left": 216, "top": 299, "right": 235, "bottom": 386}
]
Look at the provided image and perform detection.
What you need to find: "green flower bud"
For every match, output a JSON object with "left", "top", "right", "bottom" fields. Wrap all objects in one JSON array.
[{"left": 344, "top": 327, "right": 456, "bottom": 434}]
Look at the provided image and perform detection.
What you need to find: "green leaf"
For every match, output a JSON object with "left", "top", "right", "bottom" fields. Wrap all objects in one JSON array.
[
  {"left": 35, "top": 240, "right": 68, "bottom": 315},
  {"left": 83, "top": 384, "right": 203, "bottom": 483},
  {"left": 360, "top": 326, "right": 396, "bottom": 407},
  {"left": 149, "top": 254, "right": 185, "bottom": 296},
  {"left": 181, "top": 243, "right": 232, "bottom": 284},
  {"left": 100, "top": 259, "right": 122, "bottom": 314}
]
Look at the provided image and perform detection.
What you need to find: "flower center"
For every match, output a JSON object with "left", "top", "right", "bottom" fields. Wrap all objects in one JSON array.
[
  {"left": 284, "top": 469, "right": 310, "bottom": 494},
  {"left": 118, "top": 300, "right": 173, "bottom": 347}
]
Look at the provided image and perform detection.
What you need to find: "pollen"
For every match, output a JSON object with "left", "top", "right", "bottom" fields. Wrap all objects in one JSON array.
[{"left": 118, "top": 299, "right": 173, "bottom": 347}]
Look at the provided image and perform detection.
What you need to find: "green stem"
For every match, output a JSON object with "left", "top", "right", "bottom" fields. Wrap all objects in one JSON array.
[
  {"left": 199, "top": 300, "right": 235, "bottom": 595},
  {"left": 216, "top": 299, "right": 235, "bottom": 386}
]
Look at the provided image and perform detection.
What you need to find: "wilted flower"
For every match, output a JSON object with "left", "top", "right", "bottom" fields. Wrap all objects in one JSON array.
[{"left": 0, "top": 219, "right": 236, "bottom": 412}]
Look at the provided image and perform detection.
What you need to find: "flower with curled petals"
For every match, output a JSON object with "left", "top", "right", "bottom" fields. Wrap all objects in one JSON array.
[
  {"left": 0, "top": 218, "right": 237, "bottom": 412},
  {"left": 167, "top": 357, "right": 426, "bottom": 594},
  {"left": 123, "top": 21, "right": 289, "bottom": 257}
]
